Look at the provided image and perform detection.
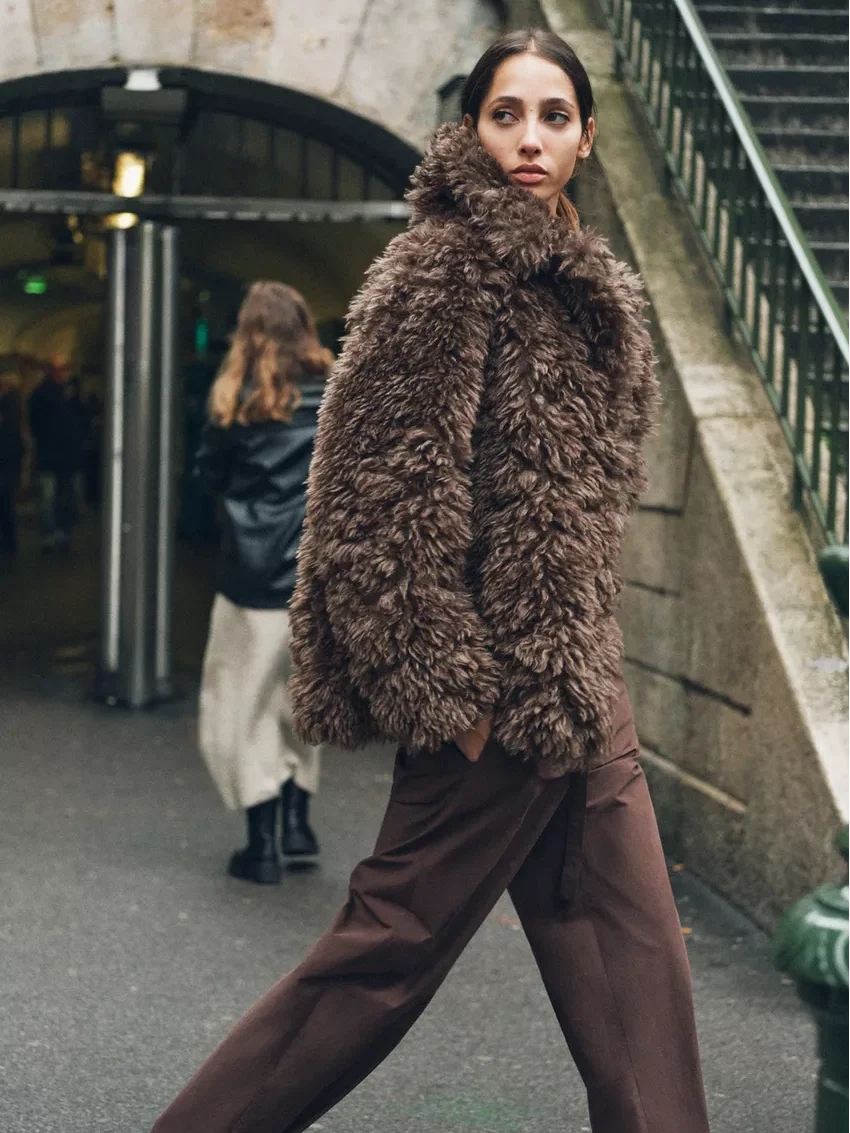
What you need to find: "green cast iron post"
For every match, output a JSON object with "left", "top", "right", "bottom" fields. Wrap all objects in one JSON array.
[{"left": 774, "top": 827, "right": 849, "bottom": 1132}]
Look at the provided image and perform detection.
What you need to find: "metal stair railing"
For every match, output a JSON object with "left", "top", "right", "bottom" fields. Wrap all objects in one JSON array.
[{"left": 599, "top": 0, "right": 849, "bottom": 550}]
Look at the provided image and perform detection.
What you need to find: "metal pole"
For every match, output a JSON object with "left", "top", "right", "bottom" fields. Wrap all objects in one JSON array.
[
  {"left": 155, "top": 225, "right": 179, "bottom": 698},
  {"left": 99, "top": 228, "right": 127, "bottom": 693},
  {"left": 121, "top": 221, "right": 160, "bottom": 708}
]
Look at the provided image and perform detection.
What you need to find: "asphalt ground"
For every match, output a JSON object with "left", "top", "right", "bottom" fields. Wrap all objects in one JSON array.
[{"left": 1, "top": 673, "right": 820, "bottom": 1133}]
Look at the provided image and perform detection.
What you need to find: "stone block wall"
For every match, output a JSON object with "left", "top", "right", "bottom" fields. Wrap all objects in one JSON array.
[
  {"left": 0, "top": 0, "right": 503, "bottom": 152},
  {"left": 543, "top": 0, "right": 848, "bottom": 927}
]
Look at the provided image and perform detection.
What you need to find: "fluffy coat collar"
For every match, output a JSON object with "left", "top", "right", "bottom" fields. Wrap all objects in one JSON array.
[{"left": 407, "top": 123, "right": 649, "bottom": 349}]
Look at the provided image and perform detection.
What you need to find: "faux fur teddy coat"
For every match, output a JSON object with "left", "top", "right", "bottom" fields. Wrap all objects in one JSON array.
[{"left": 288, "top": 123, "right": 658, "bottom": 777}]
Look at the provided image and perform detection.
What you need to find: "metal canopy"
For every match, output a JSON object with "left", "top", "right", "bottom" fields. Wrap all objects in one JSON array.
[{"left": 0, "top": 188, "right": 410, "bottom": 223}]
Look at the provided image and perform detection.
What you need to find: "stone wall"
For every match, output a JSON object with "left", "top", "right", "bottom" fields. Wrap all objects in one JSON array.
[
  {"left": 0, "top": 0, "right": 503, "bottom": 151},
  {"left": 544, "top": 0, "right": 848, "bottom": 927}
]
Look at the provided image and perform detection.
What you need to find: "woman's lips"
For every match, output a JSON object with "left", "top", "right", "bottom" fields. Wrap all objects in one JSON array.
[{"left": 511, "top": 171, "right": 546, "bottom": 185}]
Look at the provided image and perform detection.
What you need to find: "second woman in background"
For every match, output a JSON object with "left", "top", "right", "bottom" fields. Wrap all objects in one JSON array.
[{"left": 194, "top": 282, "right": 333, "bottom": 884}]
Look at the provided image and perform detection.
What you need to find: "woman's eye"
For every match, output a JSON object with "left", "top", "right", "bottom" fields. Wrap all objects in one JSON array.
[
  {"left": 546, "top": 111, "right": 570, "bottom": 124},
  {"left": 493, "top": 109, "right": 517, "bottom": 124}
]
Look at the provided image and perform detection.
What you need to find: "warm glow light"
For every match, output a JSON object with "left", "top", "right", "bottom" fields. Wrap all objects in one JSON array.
[
  {"left": 107, "top": 153, "right": 145, "bottom": 230},
  {"left": 108, "top": 212, "right": 140, "bottom": 229},
  {"left": 112, "top": 152, "right": 145, "bottom": 198}
]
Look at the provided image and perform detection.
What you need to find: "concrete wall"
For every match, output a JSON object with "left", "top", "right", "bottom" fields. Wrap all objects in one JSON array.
[
  {"left": 0, "top": 0, "right": 502, "bottom": 151},
  {"left": 543, "top": 0, "right": 848, "bottom": 927}
]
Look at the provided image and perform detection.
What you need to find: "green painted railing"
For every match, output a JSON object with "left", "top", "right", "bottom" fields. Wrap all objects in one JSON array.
[{"left": 599, "top": 0, "right": 849, "bottom": 549}]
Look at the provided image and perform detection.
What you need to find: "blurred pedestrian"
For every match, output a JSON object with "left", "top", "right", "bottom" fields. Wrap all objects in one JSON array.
[
  {"left": 194, "top": 282, "right": 333, "bottom": 885},
  {"left": 28, "top": 359, "right": 80, "bottom": 552},
  {"left": 65, "top": 376, "right": 90, "bottom": 511},
  {"left": 153, "top": 30, "right": 709, "bottom": 1133},
  {"left": 0, "top": 374, "right": 23, "bottom": 556},
  {"left": 82, "top": 389, "right": 102, "bottom": 507}
]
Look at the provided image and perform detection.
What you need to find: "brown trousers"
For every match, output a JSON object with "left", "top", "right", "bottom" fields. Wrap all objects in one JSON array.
[{"left": 152, "top": 740, "right": 710, "bottom": 1133}]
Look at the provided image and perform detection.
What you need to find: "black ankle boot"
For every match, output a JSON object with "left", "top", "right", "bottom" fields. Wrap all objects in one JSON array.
[
  {"left": 228, "top": 798, "right": 281, "bottom": 884},
  {"left": 281, "top": 780, "right": 319, "bottom": 858}
]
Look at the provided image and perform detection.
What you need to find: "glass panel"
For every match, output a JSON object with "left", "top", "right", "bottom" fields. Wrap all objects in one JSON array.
[
  {"left": 18, "top": 111, "right": 48, "bottom": 189},
  {"left": 272, "top": 128, "right": 303, "bottom": 198},
  {"left": 307, "top": 139, "right": 334, "bottom": 199},
  {"left": 0, "top": 118, "right": 12, "bottom": 188},
  {"left": 337, "top": 155, "right": 365, "bottom": 202}
]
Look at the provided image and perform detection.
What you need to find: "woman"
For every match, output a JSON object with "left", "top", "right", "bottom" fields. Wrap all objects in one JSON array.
[
  {"left": 153, "top": 30, "right": 710, "bottom": 1133},
  {"left": 195, "top": 282, "right": 332, "bottom": 884}
]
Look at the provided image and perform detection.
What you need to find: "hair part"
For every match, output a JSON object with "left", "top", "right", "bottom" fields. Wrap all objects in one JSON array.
[
  {"left": 209, "top": 282, "right": 333, "bottom": 428},
  {"left": 461, "top": 28, "right": 594, "bottom": 231}
]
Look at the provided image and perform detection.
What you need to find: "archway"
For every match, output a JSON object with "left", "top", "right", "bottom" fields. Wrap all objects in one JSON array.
[{"left": 0, "top": 68, "right": 419, "bottom": 699}]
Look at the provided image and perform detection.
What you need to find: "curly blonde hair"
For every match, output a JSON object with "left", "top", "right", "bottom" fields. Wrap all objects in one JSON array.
[{"left": 209, "top": 282, "right": 334, "bottom": 427}]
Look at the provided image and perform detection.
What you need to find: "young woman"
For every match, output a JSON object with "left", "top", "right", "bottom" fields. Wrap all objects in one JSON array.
[
  {"left": 194, "top": 282, "right": 333, "bottom": 884},
  {"left": 153, "top": 31, "right": 711, "bottom": 1133}
]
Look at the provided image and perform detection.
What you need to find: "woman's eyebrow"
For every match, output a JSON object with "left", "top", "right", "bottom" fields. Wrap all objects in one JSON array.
[
  {"left": 486, "top": 93, "right": 524, "bottom": 109},
  {"left": 486, "top": 93, "right": 577, "bottom": 113},
  {"left": 540, "top": 95, "right": 576, "bottom": 112}
]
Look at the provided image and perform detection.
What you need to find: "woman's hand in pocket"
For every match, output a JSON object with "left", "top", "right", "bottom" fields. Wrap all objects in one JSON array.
[{"left": 453, "top": 717, "right": 492, "bottom": 762}]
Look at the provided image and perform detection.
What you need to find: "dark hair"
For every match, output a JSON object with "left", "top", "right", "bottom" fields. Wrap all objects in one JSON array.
[{"left": 461, "top": 28, "right": 594, "bottom": 228}]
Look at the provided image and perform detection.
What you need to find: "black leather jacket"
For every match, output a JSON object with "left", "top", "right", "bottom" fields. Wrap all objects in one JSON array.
[{"left": 194, "top": 382, "right": 323, "bottom": 609}]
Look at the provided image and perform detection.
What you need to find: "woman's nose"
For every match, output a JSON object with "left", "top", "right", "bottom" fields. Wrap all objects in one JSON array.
[{"left": 519, "top": 129, "right": 543, "bottom": 157}]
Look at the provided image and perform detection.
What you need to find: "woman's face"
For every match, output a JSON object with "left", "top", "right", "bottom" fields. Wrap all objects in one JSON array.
[{"left": 467, "top": 51, "right": 595, "bottom": 214}]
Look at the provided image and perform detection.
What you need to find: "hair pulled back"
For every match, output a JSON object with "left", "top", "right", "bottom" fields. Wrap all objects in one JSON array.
[
  {"left": 461, "top": 29, "right": 594, "bottom": 230},
  {"left": 209, "top": 282, "right": 333, "bottom": 428}
]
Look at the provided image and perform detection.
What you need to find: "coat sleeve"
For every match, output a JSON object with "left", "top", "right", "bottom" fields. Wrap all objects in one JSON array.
[{"left": 288, "top": 225, "right": 503, "bottom": 753}]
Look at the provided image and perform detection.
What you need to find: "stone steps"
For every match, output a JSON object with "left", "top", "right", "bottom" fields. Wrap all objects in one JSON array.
[
  {"left": 705, "top": 0, "right": 845, "bottom": 8},
  {"left": 774, "top": 164, "right": 849, "bottom": 201},
  {"left": 696, "top": 0, "right": 848, "bottom": 306},
  {"left": 699, "top": 6, "right": 847, "bottom": 35},
  {"left": 740, "top": 94, "right": 846, "bottom": 132},
  {"left": 758, "top": 128, "right": 849, "bottom": 165},
  {"left": 723, "top": 64, "right": 847, "bottom": 97},
  {"left": 794, "top": 201, "right": 849, "bottom": 242},
  {"left": 713, "top": 32, "right": 849, "bottom": 67}
]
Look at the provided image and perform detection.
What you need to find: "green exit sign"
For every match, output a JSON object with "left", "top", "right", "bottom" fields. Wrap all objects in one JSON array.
[{"left": 23, "top": 274, "right": 47, "bottom": 295}]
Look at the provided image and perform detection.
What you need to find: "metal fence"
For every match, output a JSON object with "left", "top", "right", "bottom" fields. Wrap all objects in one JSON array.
[{"left": 599, "top": 0, "right": 849, "bottom": 548}]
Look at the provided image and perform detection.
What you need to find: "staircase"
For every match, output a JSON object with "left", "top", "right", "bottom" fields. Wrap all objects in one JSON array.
[{"left": 697, "top": 0, "right": 849, "bottom": 310}]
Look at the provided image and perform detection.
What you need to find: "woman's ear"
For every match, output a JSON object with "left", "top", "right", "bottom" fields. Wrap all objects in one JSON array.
[
  {"left": 462, "top": 113, "right": 475, "bottom": 129},
  {"left": 578, "top": 117, "right": 596, "bottom": 160}
]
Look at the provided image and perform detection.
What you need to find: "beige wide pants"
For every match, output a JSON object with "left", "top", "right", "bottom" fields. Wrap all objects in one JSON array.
[{"left": 199, "top": 594, "right": 320, "bottom": 809}]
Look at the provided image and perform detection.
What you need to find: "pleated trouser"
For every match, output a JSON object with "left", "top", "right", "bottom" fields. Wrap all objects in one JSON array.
[{"left": 152, "top": 730, "right": 710, "bottom": 1133}]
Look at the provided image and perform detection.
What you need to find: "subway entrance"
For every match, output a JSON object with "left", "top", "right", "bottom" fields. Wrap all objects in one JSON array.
[{"left": 0, "top": 68, "right": 414, "bottom": 700}]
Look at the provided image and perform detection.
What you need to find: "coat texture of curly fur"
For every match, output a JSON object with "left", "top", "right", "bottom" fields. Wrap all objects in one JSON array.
[{"left": 288, "top": 123, "right": 658, "bottom": 777}]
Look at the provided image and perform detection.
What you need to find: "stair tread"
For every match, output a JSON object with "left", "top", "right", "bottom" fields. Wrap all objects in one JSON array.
[
  {"left": 773, "top": 163, "right": 849, "bottom": 171},
  {"left": 794, "top": 201, "right": 850, "bottom": 211},
  {"left": 698, "top": 6, "right": 847, "bottom": 12},
  {"left": 726, "top": 64, "right": 848, "bottom": 71},
  {"left": 712, "top": 32, "right": 849, "bottom": 39},
  {"left": 742, "top": 94, "right": 847, "bottom": 102},
  {"left": 759, "top": 127, "right": 849, "bottom": 135}
]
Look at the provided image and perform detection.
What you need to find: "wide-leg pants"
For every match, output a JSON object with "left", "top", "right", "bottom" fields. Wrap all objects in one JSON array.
[{"left": 152, "top": 740, "right": 710, "bottom": 1133}]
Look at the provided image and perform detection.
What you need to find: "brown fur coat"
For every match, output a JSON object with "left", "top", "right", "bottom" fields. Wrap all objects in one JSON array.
[{"left": 289, "top": 123, "right": 658, "bottom": 777}]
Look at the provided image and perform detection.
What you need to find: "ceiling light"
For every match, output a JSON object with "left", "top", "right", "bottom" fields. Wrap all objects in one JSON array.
[
  {"left": 113, "top": 152, "right": 145, "bottom": 198},
  {"left": 125, "top": 69, "right": 161, "bottom": 92}
]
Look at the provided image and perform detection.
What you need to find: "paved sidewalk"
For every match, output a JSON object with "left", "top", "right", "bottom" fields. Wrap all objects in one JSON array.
[{"left": 2, "top": 679, "right": 818, "bottom": 1133}]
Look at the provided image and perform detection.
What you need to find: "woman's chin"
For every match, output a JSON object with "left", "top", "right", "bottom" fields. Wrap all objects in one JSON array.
[{"left": 514, "top": 181, "right": 548, "bottom": 201}]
